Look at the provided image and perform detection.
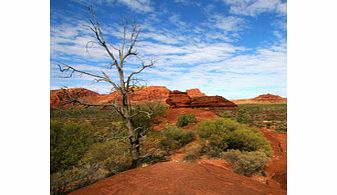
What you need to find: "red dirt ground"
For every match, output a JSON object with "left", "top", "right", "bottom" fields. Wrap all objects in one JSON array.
[
  {"left": 70, "top": 161, "right": 285, "bottom": 195},
  {"left": 261, "top": 128, "right": 287, "bottom": 190}
]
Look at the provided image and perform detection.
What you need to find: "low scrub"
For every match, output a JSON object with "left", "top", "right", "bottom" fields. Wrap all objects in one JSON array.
[
  {"left": 176, "top": 114, "right": 197, "bottom": 127},
  {"left": 183, "top": 147, "right": 201, "bottom": 162},
  {"left": 51, "top": 121, "right": 95, "bottom": 173},
  {"left": 196, "top": 118, "right": 272, "bottom": 157},
  {"left": 222, "top": 150, "right": 268, "bottom": 176},
  {"left": 159, "top": 126, "right": 195, "bottom": 152},
  {"left": 236, "top": 109, "right": 251, "bottom": 124}
]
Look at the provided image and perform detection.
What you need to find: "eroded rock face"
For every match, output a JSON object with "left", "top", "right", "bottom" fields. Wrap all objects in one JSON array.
[
  {"left": 165, "top": 91, "right": 237, "bottom": 108},
  {"left": 165, "top": 90, "right": 192, "bottom": 108},
  {"left": 50, "top": 86, "right": 171, "bottom": 108},
  {"left": 191, "top": 96, "right": 237, "bottom": 108},
  {"left": 50, "top": 88, "right": 100, "bottom": 108},
  {"left": 100, "top": 86, "right": 170, "bottom": 104},
  {"left": 186, "top": 88, "right": 206, "bottom": 98},
  {"left": 50, "top": 87, "right": 237, "bottom": 109}
]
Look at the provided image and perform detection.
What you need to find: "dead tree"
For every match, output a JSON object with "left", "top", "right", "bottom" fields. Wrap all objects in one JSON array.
[{"left": 57, "top": 6, "right": 154, "bottom": 167}]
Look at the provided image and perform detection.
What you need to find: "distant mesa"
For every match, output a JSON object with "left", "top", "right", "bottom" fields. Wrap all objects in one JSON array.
[
  {"left": 50, "top": 86, "right": 237, "bottom": 109},
  {"left": 232, "top": 93, "right": 287, "bottom": 104},
  {"left": 253, "top": 93, "right": 286, "bottom": 102}
]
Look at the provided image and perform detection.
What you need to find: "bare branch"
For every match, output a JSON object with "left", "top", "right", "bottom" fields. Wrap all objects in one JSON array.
[
  {"left": 126, "top": 60, "right": 155, "bottom": 90},
  {"left": 57, "top": 63, "right": 121, "bottom": 93}
]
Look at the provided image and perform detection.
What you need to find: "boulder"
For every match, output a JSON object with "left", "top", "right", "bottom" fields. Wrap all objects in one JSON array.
[{"left": 191, "top": 96, "right": 237, "bottom": 108}]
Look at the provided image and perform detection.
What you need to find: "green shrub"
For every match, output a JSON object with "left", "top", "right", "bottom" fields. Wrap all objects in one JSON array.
[
  {"left": 183, "top": 147, "right": 201, "bottom": 162},
  {"left": 80, "top": 139, "right": 132, "bottom": 175},
  {"left": 176, "top": 114, "right": 197, "bottom": 127},
  {"left": 50, "top": 163, "right": 105, "bottom": 195},
  {"left": 196, "top": 118, "right": 272, "bottom": 157},
  {"left": 222, "top": 110, "right": 234, "bottom": 118},
  {"left": 196, "top": 118, "right": 240, "bottom": 157},
  {"left": 159, "top": 126, "right": 195, "bottom": 151},
  {"left": 228, "top": 129, "right": 272, "bottom": 156},
  {"left": 222, "top": 150, "right": 268, "bottom": 176},
  {"left": 236, "top": 109, "right": 251, "bottom": 124},
  {"left": 51, "top": 121, "right": 95, "bottom": 173}
]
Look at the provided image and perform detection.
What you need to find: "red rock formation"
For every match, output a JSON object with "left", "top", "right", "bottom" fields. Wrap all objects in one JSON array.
[
  {"left": 232, "top": 93, "right": 287, "bottom": 104},
  {"left": 50, "top": 88, "right": 100, "bottom": 108},
  {"left": 253, "top": 93, "right": 287, "bottom": 103},
  {"left": 51, "top": 86, "right": 171, "bottom": 108},
  {"left": 50, "top": 87, "right": 237, "bottom": 109},
  {"left": 165, "top": 90, "right": 192, "bottom": 108},
  {"left": 191, "top": 96, "right": 237, "bottom": 108},
  {"left": 186, "top": 88, "right": 206, "bottom": 98}
]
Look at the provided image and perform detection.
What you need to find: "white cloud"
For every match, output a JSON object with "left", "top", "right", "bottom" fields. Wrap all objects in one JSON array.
[
  {"left": 210, "top": 15, "right": 245, "bottom": 32},
  {"left": 223, "top": 0, "right": 287, "bottom": 16},
  {"left": 117, "top": 0, "right": 153, "bottom": 13}
]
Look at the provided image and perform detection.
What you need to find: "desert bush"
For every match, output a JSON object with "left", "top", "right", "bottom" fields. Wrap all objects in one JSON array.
[
  {"left": 50, "top": 163, "right": 106, "bottom": 195},
  {"left": 236, "top": 109, "right": 251, "bottom": 124},
  {"left": 80, "top": 139, "right": 132, "bottom": 175},
  {"left": 51, "top": 121, "right": 95, "bottom": 173},
  {"left": 159, "top": 126, "right": 195, "bottom": 152},
  {"left": 196, "top": 118, "right": 272, "bottom": 157},
  {"left": 228, "top": 128, "right": 272, "bottom": 156},
  {"left": 140, "top": 131, "right": 169, "bottom": 164},
  {"left": 176, "top": 114, "right": 197, "bottom": 127},
  {"left": 196, "top": 118, "right": 238, "bottom": 157},
  {"left": 183, "top": 147, "right": 201, "bottom": 162},
  {"left": 222, "top": 150, "right": 268, "bottom": 176},
  {"left": 221, "top": 110, "right": 235, "bottom": 118}
]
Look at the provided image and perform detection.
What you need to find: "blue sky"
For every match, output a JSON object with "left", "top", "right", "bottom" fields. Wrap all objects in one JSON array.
[{"left": 50, "top": 0, "right": 287, "bottom": 99}]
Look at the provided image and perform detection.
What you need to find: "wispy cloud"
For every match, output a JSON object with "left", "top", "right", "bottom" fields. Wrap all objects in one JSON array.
[
  {"left": 117, "top": 0, "right": 154, "bottom": 13},
  {"left": 223, "top": 0, "right": 287, "bottom": 16}
]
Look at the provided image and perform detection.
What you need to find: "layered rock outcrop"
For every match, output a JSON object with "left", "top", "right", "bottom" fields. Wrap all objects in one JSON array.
[
  {"left": 165, "top": 90, "right": 192, "bottom": 108},
  {"left": 191, "top": 96, "right": 237, "bottom": 108},
  {"left": 165, "top": 91, "right": 237, "bottom": 108},
  {"left": 50, "top": 87, "right": 237, "bottom": 109}
]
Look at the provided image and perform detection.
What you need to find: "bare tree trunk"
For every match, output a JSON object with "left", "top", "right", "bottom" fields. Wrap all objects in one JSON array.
[{"left": 125, "top": 117, "right": 140, "bottom": 168}]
